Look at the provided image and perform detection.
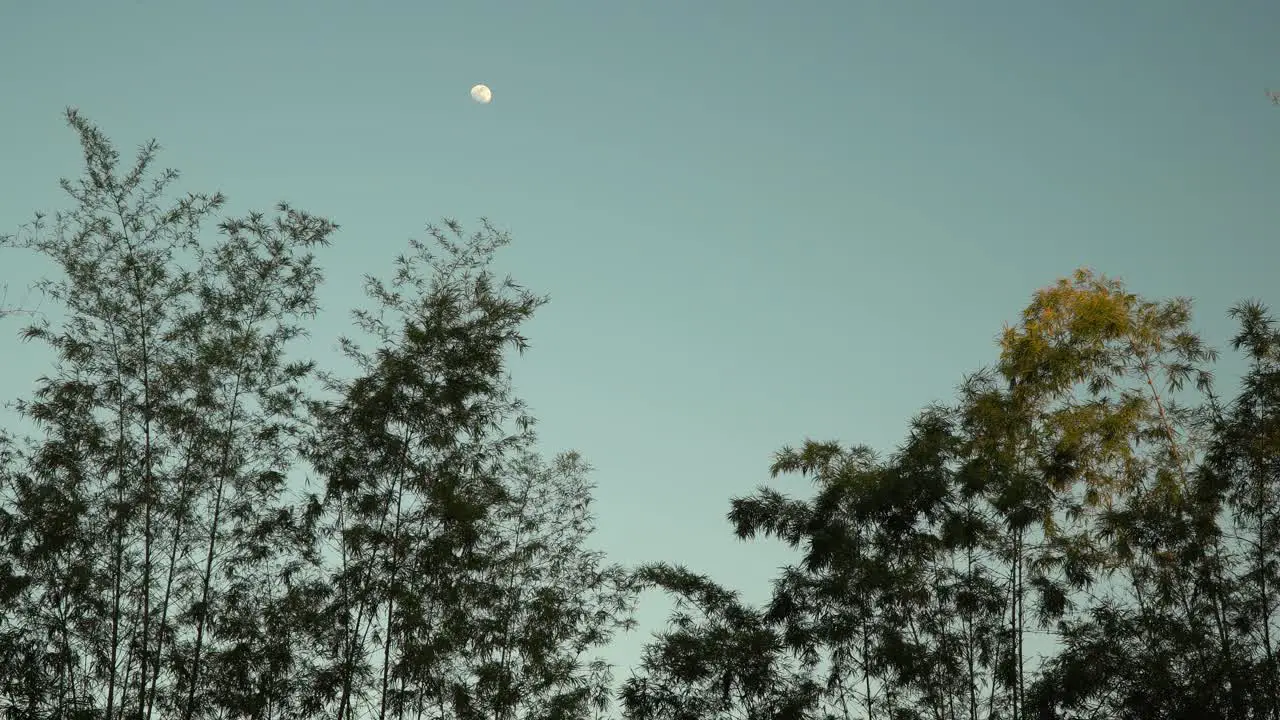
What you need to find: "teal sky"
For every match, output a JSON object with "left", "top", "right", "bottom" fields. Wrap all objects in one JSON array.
[{"left": 3, "top": 0, "right": 1278, "bottom": 673}]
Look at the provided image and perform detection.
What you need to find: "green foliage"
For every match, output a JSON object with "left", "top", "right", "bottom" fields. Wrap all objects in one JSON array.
[
  {"left": 621, "top": 563, "right": 824, "bottom": 720},
  {"left": 291, "top": 217, "right": 637, "bottom": 720},
  {"left": 0, "top": 112, "right": 635, "bottom": 720},
  {"left": 629, "top": 271, "right": 1280, "bottom": 720},
  {"left": 0, "top": 108, "right": 333, "bottom": 720},
  {"left": 4, "top": 112, "right": 1280, "bottom": 720}
]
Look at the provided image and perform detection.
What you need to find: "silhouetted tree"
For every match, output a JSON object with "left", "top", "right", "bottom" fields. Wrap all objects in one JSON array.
[
  {"left": 0, "top": 111, "right": 634, "bottom": 720},
  {"left": 621, "top": 563, "right": 824, "bottom": 720},
  {"left": 651, "top": 269, "right": 1278, "bottom": 719},
  {"left": 0, "top": 108, "right": 333, "bottom": 720},
  {"left": 7, "top": 109, "right": 1280, "bottom": 720},
  {"left": 297, "top": 219, "right": 637, "bottom": 720}
]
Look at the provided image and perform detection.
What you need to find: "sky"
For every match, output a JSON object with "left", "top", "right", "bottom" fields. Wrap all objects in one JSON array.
[{"left": 2, "top": 0, "right": 1278, "bottom": 677}]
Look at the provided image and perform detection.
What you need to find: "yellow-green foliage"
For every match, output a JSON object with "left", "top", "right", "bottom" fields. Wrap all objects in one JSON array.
[{"left": 996, "top": 268, "right": 1214, "bottom": 508}]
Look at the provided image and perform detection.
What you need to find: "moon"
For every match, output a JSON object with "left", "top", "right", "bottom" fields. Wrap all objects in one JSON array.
[{"left": 470, "top": 84, "right": 492, "bottom": 104}]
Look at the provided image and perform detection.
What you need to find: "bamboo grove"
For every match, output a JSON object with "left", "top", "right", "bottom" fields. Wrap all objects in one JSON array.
[{"left": 1, "top": 111, "right": 1278, "bottom": 720}]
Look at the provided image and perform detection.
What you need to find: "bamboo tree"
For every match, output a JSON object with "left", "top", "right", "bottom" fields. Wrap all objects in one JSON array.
[
  {"left": 0, "top": 109, "right": 333, "bottom": 720},
  {"left": 952, "top": 370, "right": 1058, "bottom": 720},
  {"left": 172, "top": 205, "right": 332, "bottom": 720},
  {"left": 621, "top": 563, "right": 823, "bottom": 720},
  {"left": 725, "top": 407, "right": 1015, "bottom": 720},
  {"left": 993, "top": 270, "right": 1223, "bottom": 701},
  {"left": 303, "top": 218, "right": 633, "bottom": 720},
  {"left": 995, "top": 270, "right": 1252, "bottom": 718},
  {"left": 1204, "top": 301, "right": 1280, "bottom": 720},
  {"left": 729, "top": 440, "right": 891, "bottom": 719},
  {"left": 3, "top": 107, "right": 220, "bottom": 720},
  {"left": 466, "top": 449, "right": 637, "bottom": 720}
]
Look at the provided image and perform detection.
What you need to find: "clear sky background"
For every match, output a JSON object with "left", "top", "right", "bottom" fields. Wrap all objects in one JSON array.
[{"left": 2, "top": 0, "right": 1278, "bottom": 678}]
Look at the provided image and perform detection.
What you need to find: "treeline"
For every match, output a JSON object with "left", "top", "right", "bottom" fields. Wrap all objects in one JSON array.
[{"left": 0, "top": 111, "right": 1277, "bottom": 720}]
